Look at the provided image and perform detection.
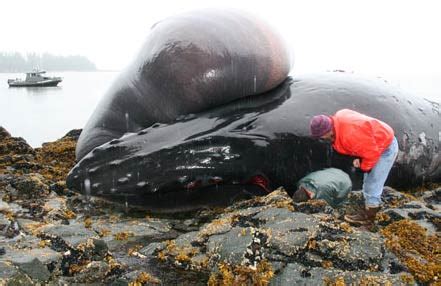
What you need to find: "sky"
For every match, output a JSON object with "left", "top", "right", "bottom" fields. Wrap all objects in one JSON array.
[{"left": 1, "top": 0, "right": 441, "bottom": 78}]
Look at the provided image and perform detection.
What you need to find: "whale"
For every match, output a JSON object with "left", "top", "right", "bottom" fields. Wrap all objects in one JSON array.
[
  {"left": 75, "top": 9, "right": 292, "bottom": 160},
  {"left": 67, "top": 72, "right": 441, "bottom": 212}
]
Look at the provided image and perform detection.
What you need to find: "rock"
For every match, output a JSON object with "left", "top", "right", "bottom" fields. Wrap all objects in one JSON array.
[
  {"left": 139, "top": 242, "right": 164, "bottom": 258},
  {"left": 0, "top": 261, "right": 19, "bottom": 280},
  {"left": 91, "top": 239, "right": 109, "bottom": 260},
  {"left": 122, "top": 270, "right": 162, "bottom": 285},
  {"left": 0, "top": 213, "right": 10, "bottom": 231},
  {"left": 0, "top": 127, "right": 34, "bottom": 157},
  {"left": 0, "top": 127, "right": 11, "bottom": 139},
  {"left": 62, "top": 129, "right": 82, "bottom": 141},
  {"left": 294, "top": 199, "right": 334, "bottom": 214},
  {"left": 207, "top": 227, "right": 254, "bottom": 265},
  {"left": 256, "top": 208, "right": 320, "bottom": 256},
  {"left": 383, "top": 200, "right": 440, "bottom": 233},
  {"left": 316, "top": 231, "right": 384, "bottom": 271},
  {"left": 71, "top": 261, "right": 110, "bottom": 283},
  {"left": 382, "top": 186, "right": 407, "bottom": 204},
  {"left": 16, "top": 257, "right": 51, "bottom": 282},
  {"left": 9, "top": 173, "right": 50, "bottom": 199},
  {"left": 421, "top": 188, "right": 441, "bottom": 213},
  {"left": 2, "top": 271, "right": 34, "bottom": 286},
  {"left": 91, "top": 218, "right": 172, "bottom": 253},
  {"left": 38, "top": 222, "right": 98, "bottom": 249},
  {"left": 0, "top": 246, "right": 62, "bottom": 266},
  {"left": 270, "top": 262, "right": 415, "bottom": 286}
]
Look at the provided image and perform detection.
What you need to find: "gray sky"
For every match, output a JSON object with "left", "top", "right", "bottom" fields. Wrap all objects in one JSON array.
[{"left": 1, "top": 0, "right": 440, "bottom": 77}]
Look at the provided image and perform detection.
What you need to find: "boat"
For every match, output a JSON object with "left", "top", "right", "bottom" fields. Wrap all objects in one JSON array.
[{"left": 7, "top": 70, "right": 62, "bottom": 87}]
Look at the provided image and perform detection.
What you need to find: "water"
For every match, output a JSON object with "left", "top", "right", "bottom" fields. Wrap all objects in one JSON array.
[
  {"left": 0, "top": 71, "right": 118, "bottom": 147},
  {"left": 0, "top": 71, "right": 440, "bottom": 147}
]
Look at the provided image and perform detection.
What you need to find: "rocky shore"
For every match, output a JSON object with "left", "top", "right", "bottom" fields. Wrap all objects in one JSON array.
[{"left": 0, "top": 126, "right": 439, "bottom": 285}]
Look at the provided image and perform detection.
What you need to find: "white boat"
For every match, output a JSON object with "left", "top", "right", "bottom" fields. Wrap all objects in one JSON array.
[{"left": 7, "top": 70, "right": 62, "bottom": 87}]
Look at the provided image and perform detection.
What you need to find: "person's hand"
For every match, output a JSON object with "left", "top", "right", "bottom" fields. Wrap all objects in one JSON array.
[{"left": 353, "top": 159, "right": 360, "bottom": 168}]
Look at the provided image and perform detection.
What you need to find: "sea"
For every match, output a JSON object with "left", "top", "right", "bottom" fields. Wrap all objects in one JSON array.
[
  {"left": 0, "top": 71, "right": 440, "bottom": 148},
  {"left": 0, "top": 71, "right": 118, "bottom": 147}
]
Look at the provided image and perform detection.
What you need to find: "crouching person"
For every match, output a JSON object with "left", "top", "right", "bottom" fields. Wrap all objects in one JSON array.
[{"left": 292, "top": 168, "right": 352, "bottom": 208}]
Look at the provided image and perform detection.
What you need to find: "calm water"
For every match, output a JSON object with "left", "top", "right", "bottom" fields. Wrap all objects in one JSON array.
[
  {"left": 0, "top": 71, "right": 118, "bottom": 147},
  {"left": 0, "top": 71, "right": 440, "bottom": 147}
]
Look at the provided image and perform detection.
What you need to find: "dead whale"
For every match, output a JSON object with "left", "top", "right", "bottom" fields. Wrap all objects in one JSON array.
[
  {"left": 75, "top": 9, "right": 292, "bottom": 160},
  {"left": 67, "top": 73, "right": 441, "bottom": 212}
]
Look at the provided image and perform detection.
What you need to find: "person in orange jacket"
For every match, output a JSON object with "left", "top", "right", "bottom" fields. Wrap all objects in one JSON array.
[{"left": 310, "top": 109, "right": 398, "bottom": 227}]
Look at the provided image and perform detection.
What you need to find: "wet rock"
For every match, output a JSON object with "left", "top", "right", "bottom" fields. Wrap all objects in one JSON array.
[
  {"left": 3, "top": 221, "right": 21, "bottom": 238},
  {"left": 91, "top": 218, "right": 172, "bottom": 253},
  {"left": 9, "top": 173, "right": 50, "bottom": 200},
  {"left": 0, "top": 261, "right": 19, "bottom": 281},
  {"left": 421, "top": 187, "right": 441, "bottom": 212},
  {"left": 121, "top": 270, "right": 162, "bottom": 285},
  {"left": 0, "top": 246, "right": 62, "bottom": 266},
  {"left": 139, "top": 242, "right": 164, "bottom": 258},
  {"left": 382, "top": 200, "right": 440, "bottom": 233},
  {"left": 0, "top": 213, "right": 9, "bottom": 231},
  {"left": 270, "top": 262, "right": 414, "bottom": 286},
  {"left": 0, "top": 127, "right": 34, "bottom": 158},
  {"left": 294, "top": 199, "right": 334, "bottom": 214},
  {"left": 38, "top": 222, "right": 98, "bottom": 249},
  {"left": 316, "top": 231, "right": 384, "bottom": 271},
  {"left": 2, "top": 271, "right": 34, "bottom": 286},
  {"left": 70, "top": 261, "right": 111, "bottom": 283},
  {"left": 16, "top": 218, "right": 47, "bottom": 235},
  {"left": 381, "top": 220, "right": 440, "bottom": 284},
  {"left": 382, "top": 186, "right": 408, "bottom": 205},
  {"left": 16, "top": 257, "right": 51, "bottom": 282},
  {"left": 63, "top": 129, "right": 82, "bottom": 141},
  {"left": 257, "top": 208, "right": 320, "bottom": 256},
  {"left": 91, "top": 239, "right": 109, "bottom": 260},
  {"left": 1, "top": 126, "right": 439, "bottom": 284},
  {"left": 207, "top": 227, "right": 255, "bottom": 265}
]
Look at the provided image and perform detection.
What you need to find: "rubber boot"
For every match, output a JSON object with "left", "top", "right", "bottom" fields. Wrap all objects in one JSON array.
[{"left": 344, "top": 206, "right": 380, "bottom": 227}]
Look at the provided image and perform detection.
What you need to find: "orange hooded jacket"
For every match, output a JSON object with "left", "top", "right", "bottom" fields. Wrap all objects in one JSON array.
[{"left": 331, "top": 109, "right": 394, "bottom": 172}]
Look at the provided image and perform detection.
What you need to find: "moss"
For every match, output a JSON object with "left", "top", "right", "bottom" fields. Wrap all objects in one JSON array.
[
  {"left": 98, "top": 228, "right": 111, "bottom": 237},
  {"left": 38, "top": 239, "right": 51, "bottom": 248},
  {"left": 114, "top": 231, "right": 134, "bottom": 241},
  {"left": 321, "top": 260, "right": 333, "bottom": 268},
  {"left": 128, "top": 245, "right": 143, "bottom": 256},
  {"left": 156, "top": 239, "right": 199, "bottom": 266},
  {"left": 323, "top": 276, "right": 345, "bottom": 286},
  {"left": 376, "top": 212, "right": 391, "bottom": 223},
  {"left": 62, "top": 209, "right": 77, "bottom": 219},
  {"left": 129, "top": 271, "right": 161, "bottom": 285},
  {"left": 273, "top": 199, "right": 295, "bottom": 212},
  {"left": 339, "top": 222, "right": 353, "bottom": 233},
  {"left": 34, "top": 135, "right": 77, "bottom": 182},
  {"left": 381, "top": 220, "right": 441, "bottom": 283},
  {"left": 208, "top": 260, "right": 274, "bottom": 286},
  {"left": 84, "top": 217, "right": 93, "bottom": 229},
  {"left": 400, "top": 273, "right": 415, "bottom": 284}
]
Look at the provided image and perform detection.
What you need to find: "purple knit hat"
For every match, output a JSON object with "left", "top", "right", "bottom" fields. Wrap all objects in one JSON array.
[{"left": 310, "top": 115, "right": 332, "bottom": 138}]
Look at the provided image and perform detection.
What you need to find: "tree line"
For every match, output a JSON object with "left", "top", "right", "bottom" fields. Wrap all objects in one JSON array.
[{"left": 0, "top": 52, "right": 97, "bottom": 72}]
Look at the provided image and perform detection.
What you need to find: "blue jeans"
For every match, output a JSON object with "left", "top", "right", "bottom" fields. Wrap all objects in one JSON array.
[{"left": 363, "top": 137, "right": 399, "bottom": 207}]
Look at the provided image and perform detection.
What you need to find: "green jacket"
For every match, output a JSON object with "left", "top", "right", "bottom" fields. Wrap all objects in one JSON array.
[{"left": 297, "top": 168, "right": 352, "bottom": 208}]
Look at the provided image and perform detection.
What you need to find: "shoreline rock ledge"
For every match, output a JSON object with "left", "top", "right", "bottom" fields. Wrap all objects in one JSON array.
[{"left": 0, "top": 126, "right": 440, "bottom": 285}]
